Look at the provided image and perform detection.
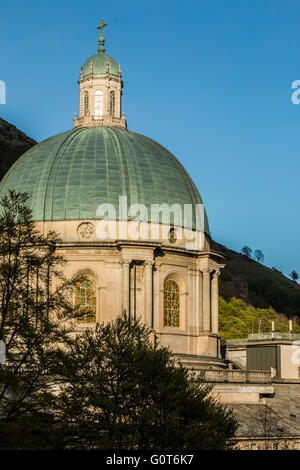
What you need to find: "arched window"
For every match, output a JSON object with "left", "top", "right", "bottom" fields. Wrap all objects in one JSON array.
[
  {"left": 75, "top": 279, "right": 96, "bottom": 323},
  {"left": 110, "top": 91, "right": 115, "bottom": 116},
  {"left": 84, "top": 92, "right": 89, "bottom": 115},
  {"left": 164, "top": 280, "right": 180, "bottom": 327},
  {"left": 94, "top": 90, "right": 104, "bottom": 118}
]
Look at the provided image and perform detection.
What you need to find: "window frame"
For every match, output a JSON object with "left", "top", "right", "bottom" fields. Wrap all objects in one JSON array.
[
  {"left": 164, "top": 279, "right": 180, "bottom": 327},
  {"left": 75, "top": 278, "right": 97, "bottom": 324},
  {"left": 94, "top": 90, "right": 104, "bottom": 118},
  {"left": 110, "top": 91, "right": 115, "bottom": 117},
  {"left": 84, "top": 91, "right": 89, "bottom": 115}
]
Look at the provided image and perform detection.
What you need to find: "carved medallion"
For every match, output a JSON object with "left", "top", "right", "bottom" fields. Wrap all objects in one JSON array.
[
  {"left": 77, "top": 222, "right": 95, "bottom": 240},
  {"left": 168, "top": 227, "right": 177, "bottom": 244}
]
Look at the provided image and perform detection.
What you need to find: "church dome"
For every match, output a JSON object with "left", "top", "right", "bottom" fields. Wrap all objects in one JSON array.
[
  {"left": 81, "top": 18, "right": 119, "bottom": 77},
  {"left": 82, "top": 53, "right": 119, "bottom": 77},
  {"left": 0, "top": 127, "right": 209, "bottom": 233}
]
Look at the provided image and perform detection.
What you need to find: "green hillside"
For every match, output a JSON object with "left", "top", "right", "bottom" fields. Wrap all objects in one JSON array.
[
  {"left": 219, "top": 297, "right": 300, "bottom": 345},
  {"left": 212, "top": 240, "right": 300, "bottom": 320}
]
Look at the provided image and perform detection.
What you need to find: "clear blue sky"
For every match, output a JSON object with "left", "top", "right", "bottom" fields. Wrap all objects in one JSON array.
[{"left": 1, "top": 0, "right": 300, "bottom": 276}]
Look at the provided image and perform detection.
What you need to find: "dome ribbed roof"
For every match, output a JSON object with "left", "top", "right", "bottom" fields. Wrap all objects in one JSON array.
[
  {"left": 0, "top": 127, "right": 209, "bottom": 233},
  {"left": 82, "top": 52, "right": 119, "bottom": 76}
]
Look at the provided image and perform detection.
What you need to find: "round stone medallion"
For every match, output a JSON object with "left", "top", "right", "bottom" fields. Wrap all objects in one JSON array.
[
  {"left": 77, "top": 222, "right": 95, "bottom": 240},
  {"left": 168, "top": 227, "right": 177, "bottom": 244}
]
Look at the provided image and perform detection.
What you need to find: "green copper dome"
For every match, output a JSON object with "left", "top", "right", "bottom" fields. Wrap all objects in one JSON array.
[
  {"left": 0, "top": 127, "right": 209, "bottom": 233},
  {"left": 82, "top": 52, "right": 119, "bottom": 77}
]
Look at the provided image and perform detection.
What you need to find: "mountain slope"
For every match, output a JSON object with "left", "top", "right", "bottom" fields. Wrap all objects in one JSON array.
[
  {"left": 0, "top": 118, "right": 36, "bottom": 182},
  {"left": 219, "top": 296, "right": 300, "bottom": 344},
  {"left": 212, "top": 240, "right": 300, "bottom": 320}
]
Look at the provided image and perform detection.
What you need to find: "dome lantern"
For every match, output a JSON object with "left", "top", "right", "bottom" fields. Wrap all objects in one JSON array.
[{"left": 73, "top": 18, "right": 127, "bottom": 130}]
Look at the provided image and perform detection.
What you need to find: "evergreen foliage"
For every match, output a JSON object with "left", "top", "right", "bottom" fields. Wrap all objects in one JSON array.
[
  {"left": 219, "top": 296, "right": 300, "bottom": 344},
  {"left": 212, "top": 240, "right": 300, "bottom": 319},
  {"left": 0, "top": 191, "right": 85, "bottom": 429},
  {"left": 55, "top": 313, "right": 238, "bottom": 450}
]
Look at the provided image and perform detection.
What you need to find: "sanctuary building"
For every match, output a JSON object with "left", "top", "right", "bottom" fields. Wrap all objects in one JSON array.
[
  {"left": 0, "top": 19, "right": 226, "bottom": 370},
  {"left": 1, "top": 18, "right": 300, "bottom": 450}
]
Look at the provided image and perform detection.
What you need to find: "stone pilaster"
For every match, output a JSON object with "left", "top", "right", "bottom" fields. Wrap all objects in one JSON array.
[
  {"left": 188, "top": 267, "right": 196, "bottom": 331},
  {"left": 197, "top": 269, "right": 203, "bottom": 332},
  {"left": 144, "top": 261, "right": 153, "bottom": 326},
  {"left": 211, "top": 270, "right": 220, "bottom": 334},
  {"left": 153, "top": 264, "right": 160, "bottom": 330},
  {"left": 121, "top": 259, "right": 130, "bottom": 314},
  {"left": 195, "top": 268, "right": 200, "bottom": 332},
  {"left": 202, "top": 268, "right": 212, "bottom": 332}
]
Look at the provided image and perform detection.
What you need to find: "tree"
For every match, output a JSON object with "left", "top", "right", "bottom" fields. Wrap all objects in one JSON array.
[
  {"left": 0, "top": 191, "right": 86, "bottom": 447},
  {"left": 241, "top": 246, "right": 252, "bottom": 258},
  {"left": 289, "top": 270, "right": 299, "bottom": 283},
  {"left": 254, "top": 249, "right": 264, "bottom": 264},
  {"left": 55, "top": 312, "right": 238, "bottom": 450},
  {"left": 218, "top": 297, "right": 300, "bottom": 345},
  {"left": 254, "top": 406, "right": 282, "bottom": 450}
]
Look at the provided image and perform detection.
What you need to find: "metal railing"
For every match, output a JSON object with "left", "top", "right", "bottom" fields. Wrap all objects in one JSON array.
[
  {"left": 248, "top": 332, "right": 300, "bottom": 340},
  {"left": 227, "top": 332, "right": 300, "bottom": 346}
]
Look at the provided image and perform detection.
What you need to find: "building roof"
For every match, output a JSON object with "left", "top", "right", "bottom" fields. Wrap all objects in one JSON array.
[
  {"left": 231, "top": 402, "right": 300, "bottom": 438},
  {"left": 82, "top": 52, "right": 119, "bottom": 77},
  {"left": 0, "top": 126, "right": 209, "bottom": 232}
]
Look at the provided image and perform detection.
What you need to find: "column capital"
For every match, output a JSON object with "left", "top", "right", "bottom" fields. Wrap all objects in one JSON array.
[
  {"left": 144, "top": 260, "right": 154, "bottom": 267},
  {"left": 201, "top": 267, "right": 213, "bottom": 276},
  {"left": 120, "top": 258, "right": 130, "bottom": 266},
  {"left": 212, "top": 269, "right": 221, "bottom": 279}
]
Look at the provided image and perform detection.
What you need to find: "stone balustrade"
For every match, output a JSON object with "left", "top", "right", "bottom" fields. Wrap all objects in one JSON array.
[
  {"left": 191, "top": 369, "right": 272, "bottom": 383},
  {"left": 73, "top": 114, "right": 126, "bottom": 129}
]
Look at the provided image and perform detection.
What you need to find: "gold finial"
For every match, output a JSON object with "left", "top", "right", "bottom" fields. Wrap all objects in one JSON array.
[{"left": 97, "top": 18, "right": 108, "bottom": 53}]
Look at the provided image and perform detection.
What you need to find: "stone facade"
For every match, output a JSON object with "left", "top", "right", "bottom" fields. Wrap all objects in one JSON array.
[{"left": 37, "top": 219, "right": 225, "bottom": 367}]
